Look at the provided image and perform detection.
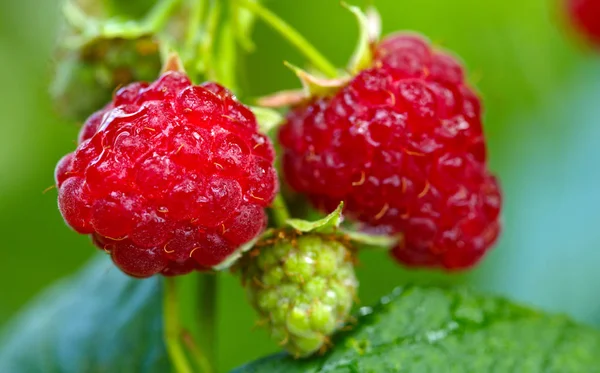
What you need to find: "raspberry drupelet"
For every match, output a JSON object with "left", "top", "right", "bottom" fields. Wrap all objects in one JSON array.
[
  {"left": 55, "top": 71, "right": 278, "bottom": 277},
  {"left": 279, "top": 33, "right": 501, "bottom": 270}
]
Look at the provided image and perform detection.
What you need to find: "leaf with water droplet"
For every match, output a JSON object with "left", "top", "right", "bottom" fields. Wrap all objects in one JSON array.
[{"left": 233, "top": 286, "right": 600, "bottom": 372}]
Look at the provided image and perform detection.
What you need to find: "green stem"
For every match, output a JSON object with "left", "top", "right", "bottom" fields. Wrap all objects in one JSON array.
[
  {"left": 196, "top": 273, "right": 218, "bottom": 373},
  {"left": 182, "top": 330, "right": 213, "bottom": 373},
  {"left": 214, "top": 20, "right": 238, "bottom": 90},
  {"left": 163, "top": 278, "right": 194, "bottom": 373},
  {"left": 201, "top": 0, "right": 222, "bottom": 81},
  {"left": 145, "top": 0, "right": 182, "bottom": 31},
  {"left": 236, "top": 0, "right": 338, "bottom": 78},
  {"left": 185, "top": 0, "right": 206, "bottom": 57},
  {"left": 271, "top": 193, "right": 291, "bottom": 228},
  {"left": 63, "top": 1, "right": 95, "bottom": 31},
  {"left": 230, "top": 0, "right": 255, "bottom": 51}
]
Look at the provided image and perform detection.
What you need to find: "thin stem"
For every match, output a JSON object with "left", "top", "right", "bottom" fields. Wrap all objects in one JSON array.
[
  {"left": 63, "top": 1, "right": 95, "bottom": 31},
  {"left": 196, "top": 273, "right": 218, "bottom": 373},
  {"left": 214, "top": 20, "right": 238, "bottom": 90},
  {"left": 201, "top": 0, "right": 222, "bottom": 81},
  {"left": 182, "top": 330, "right": 213, "bottom": 373},
  {"left": 236, "top": 0, "right": 338, "bottom": 78},
  {"left": 230, "top": 0, "right": 255, "bottom": 51},
  {"left": 271, "top": 193, "right": 291, "bottom": 228},
  {"left": 185, "top": 0, "right": 206, "bottom": 57},
  {"left": 145, "top": 0, "right": 182, "bottom": 31},
  {"left": 163, "top": 278, "right": 194, "bottom": 373}
]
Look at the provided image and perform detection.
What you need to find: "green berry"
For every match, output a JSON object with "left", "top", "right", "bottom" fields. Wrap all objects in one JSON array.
[{"left": 239, "top": 233, "right": 358, "bottom": 358}]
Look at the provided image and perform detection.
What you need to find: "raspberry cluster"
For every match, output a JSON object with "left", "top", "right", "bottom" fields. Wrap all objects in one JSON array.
[
  {"left": 55, "top": 71, "right": 278, "bottom": 277},
  {"left": 239, "top": 233, "right": 357, "bottom": 357},
  {"left": 279, "top": 33, "right": 501, "bottom": 270}
]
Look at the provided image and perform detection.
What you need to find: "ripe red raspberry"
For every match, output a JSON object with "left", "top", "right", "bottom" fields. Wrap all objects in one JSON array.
[
  {"left": 279, "top": 33, "right": 501, "bottom": 270},
  {"left": 55, "top": 71, "right": 278, "bottom": 278},
  {"left": 568, "top": 0, "right": 600, "bottom": 46}
]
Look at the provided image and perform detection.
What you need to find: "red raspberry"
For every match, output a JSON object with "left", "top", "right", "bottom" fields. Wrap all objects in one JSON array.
[
  {"left": 568, "top": 0, "right": 600, "bottom": 46},
  {"left": 55, "top": 72, "right": 278, "bottom": 278},
  {"left": 279, "top": 33, "right": 501, "bottom": 270}
]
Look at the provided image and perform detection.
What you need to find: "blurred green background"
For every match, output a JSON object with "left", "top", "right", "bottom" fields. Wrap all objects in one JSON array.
[{"left": 1, "top": 0, "right": 599, "bottom": 371}]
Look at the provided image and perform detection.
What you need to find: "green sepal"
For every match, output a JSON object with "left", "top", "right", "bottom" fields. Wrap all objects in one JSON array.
[
  {"left": 62, "top": 0, "right": 178, "bottom": 49},
  {"left": 212, "top": 235, "right": 263, "bottom": 271},
  {"left": 160, "top": 51, "right": 185, "bottom": 73},
  {"left": 342, "top": 229, "right": 401, "bottom": 250},
  {"left": 343, "top": 2, "right": 375, "bottom": 75},
  {"left": 250, "top": 106, "right": 284, "bottom": 134},
  {"left": 283, "top": 61, "right": 349, "bottom": 99},
  {"left": 365, "top": 6, "right": 382, "bottom": 43},
  {"left": 286, "top": 202, "right": 344, "bottom": 234}
]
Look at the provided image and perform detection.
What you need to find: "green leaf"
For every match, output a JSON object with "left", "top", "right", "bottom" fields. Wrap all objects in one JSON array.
[
  {"left": 233, "top": 285, "right": 600, "bottom": 372},
  {"left": 286, "top": 202, "right": 344, "bottom": 233},
  {"left": 0, "top": 255, "right": 169, "bottom": 373},
  {"left": 250, "top": 106, "right": 284, "bottom": 134}
]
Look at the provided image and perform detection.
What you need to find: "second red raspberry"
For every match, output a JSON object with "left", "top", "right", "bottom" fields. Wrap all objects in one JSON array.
[{"left": 279, "top": 33, "right": 501, "bottom": 270}]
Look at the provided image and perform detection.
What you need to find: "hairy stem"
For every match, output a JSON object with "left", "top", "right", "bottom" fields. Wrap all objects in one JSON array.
[
  {"left": 163, "top": 278, "right": 194, "bottom": 373},
  {"left": 236, "top": 0, "right": 338, "bottom": 78}
]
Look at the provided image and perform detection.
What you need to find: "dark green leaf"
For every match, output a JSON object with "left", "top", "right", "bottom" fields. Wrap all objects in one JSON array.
[
  {"left": 233, "top": 286, "right": 600, "bottom": 373},
  {"left": 0, "top": 255, "right": 169, "bottom": 373}
]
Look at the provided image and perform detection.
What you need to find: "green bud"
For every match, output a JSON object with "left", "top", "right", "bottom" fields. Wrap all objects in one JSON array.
[{"left": 239, "top": 233, "right": 358, "bottom": 358}]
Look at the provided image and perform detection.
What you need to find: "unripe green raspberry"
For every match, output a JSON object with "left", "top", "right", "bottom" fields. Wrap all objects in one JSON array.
[
  {"left": 52, "top": 34, "right": 161, "bottom": 120},
  {"left": 239, "top": 233, "right": 358, "bottom": 358}
]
